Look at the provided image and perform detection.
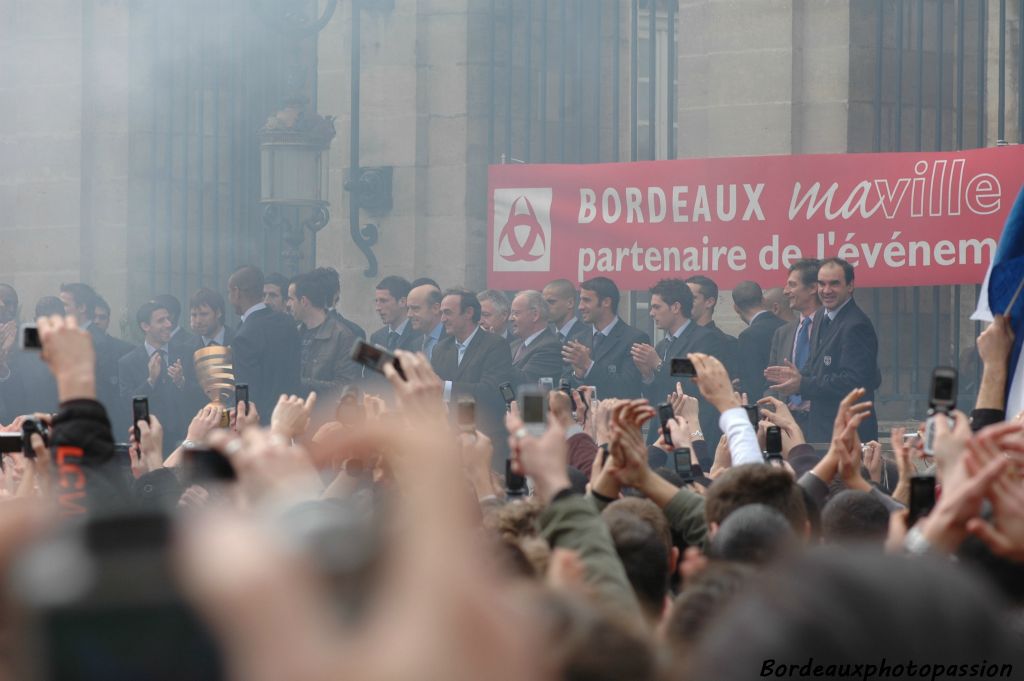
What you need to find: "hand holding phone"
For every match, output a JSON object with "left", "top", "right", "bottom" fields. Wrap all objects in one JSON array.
[
  {"left": 670, "top": 357, "right": 697, "bottom": 377},
  {"left": 518, "top": 386, "right": 548, "bottom": 436},
  {"left": 351, "top": 340, "right": 406, "bottom": 380},
  {"left": 456, "top": 397, "right": 476, "bottom": 434}
]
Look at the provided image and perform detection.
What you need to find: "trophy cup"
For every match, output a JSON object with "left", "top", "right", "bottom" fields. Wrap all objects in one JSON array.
[{"left": 193, "top": 345, "right": 235, "bottom": 426}]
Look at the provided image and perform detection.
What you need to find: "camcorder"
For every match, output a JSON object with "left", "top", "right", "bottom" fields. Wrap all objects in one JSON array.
[{"left": 0, "top": 417, "right": 51, "bottom": 460}]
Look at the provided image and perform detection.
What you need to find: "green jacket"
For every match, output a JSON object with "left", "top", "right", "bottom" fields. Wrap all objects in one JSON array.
[{"left": 589, "top": 488, "right": 708, "bottom": 550}]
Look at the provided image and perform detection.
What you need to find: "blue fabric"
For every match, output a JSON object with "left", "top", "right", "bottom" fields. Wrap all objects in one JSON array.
[{"left": 987, "top": 186, "right": 1024, "bottom": 406}]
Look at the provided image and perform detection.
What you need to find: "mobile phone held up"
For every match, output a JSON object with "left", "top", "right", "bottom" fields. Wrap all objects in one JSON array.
[
  {"left": 924, "top": 366, "right": 957, "bottom": 455},
  {"left": 21, "top": 324, "right": 41, "bottom": 351},
  {"left": 658, "top": 403, "right": 675, "bottom": 448},
  {"left": 132, "top": 397, "right": 150, "bottom": 445},
  {"left": 235, "top": 383, "right": 249, "bottom": 410},
  {"left": 908, "top": 475, "right": 936, "bottom": 527},
  {"left": 670, "top": 357, "right": 697, "bottom": 377},
  {"left": 350, "top": 340, "right": 406, "bottom": 381},
  {"left": 456, "top": 397, "right": 476, "bottom": 434},
  {"left": 518, "top": 385, "right": 548, "bottom": 436}
]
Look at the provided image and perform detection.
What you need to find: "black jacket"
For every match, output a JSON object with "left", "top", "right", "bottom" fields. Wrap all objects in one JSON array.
[
  {"left": 564, "top": 319, "right": 650, "bottom": 399},
  {"left": 231, "top": 307, "right": 301, "bottom": 422},
  {"left": 89, "top": 326, "right": 133, "bottom": 426},
  {"left": 50, "top": 398, "right": 131, "bottom": 515},
  {"left": 369, "top": 322, "right": 423, "bottom": 352},
  {"left": 117, "top": 344, "right": 191, "bottom": 444},
  {"left": 703, "top": 321, "right": 740, "bottom": 380},
  {"left": 737, "top": 311, "right": 786, "bottom": 400},
  {"left": 510, "top": 327, "right": 564, "bottom": 388},
  {"left": 800, "top": 299, "right": 881, "bottom": 443}
]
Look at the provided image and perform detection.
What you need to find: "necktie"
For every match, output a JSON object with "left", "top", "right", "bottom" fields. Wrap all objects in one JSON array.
[
  {"left": 793, "top": 317, "right": 811, "bottom": 370},
  {"left": 387, "top": 331, "right": 400, "bottom": 351},
  {"left": 657, "top": 336, "right": 672, "bottom": 362},
  {"left": 513, "top": 342, "right": 526, "bottom": 364},
  {"left": 819, "top": 313, "right": 832, "bottom": 343},
  {"left": 592, "top": 332, "right": 605, "bottom": 355}
]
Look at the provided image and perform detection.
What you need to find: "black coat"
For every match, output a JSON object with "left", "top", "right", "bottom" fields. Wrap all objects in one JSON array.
[
  {"left": 737, "top": 311, "right": 787, "bottom": 400},
  {"left": 231, "top": 307, "right": 301, "bottom": 423},
  {"left": 703, "top": 321, "right": 741, "bottom": 381},
  {"left": 117, "top": 344, "right": 191, "bottom": 444},
  {"left": 564, "top": 319, "right": 650, "bottom": 399},
  {"left": 369, "top": 322, "right": 423, "bottom": 353},
  {"left": 509, "top": 328, "right": 564, "bottom": 388},
  {"left": 800, "top": 299, "right": 881, "bottom": 443}
]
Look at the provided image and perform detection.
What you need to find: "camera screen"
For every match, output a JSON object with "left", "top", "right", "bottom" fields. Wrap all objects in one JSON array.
[
  {"left": 499, "top": 384, "right": 515, "bottom": 401},
  {"left": 354, "top": 342, "right": 383, "bottom": 367},
  {"left": 933, "top": 375, "right": 955, "bottom": 401},
  {"left": 523, "top": 395, "right": 545, "bottom": 423},
  {"left": 21, "top": 325, "right": 41, "bottom": 350},
  {"left": 670, "top": 358, "right": 696, "bottom": 377}
]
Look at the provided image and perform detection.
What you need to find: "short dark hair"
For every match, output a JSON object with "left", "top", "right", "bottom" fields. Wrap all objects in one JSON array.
[
  {"left": 411, "top": 277, "right": 440, "bottom": 289},
  {"left": 684, "top": 275, "right": 719, "bottom": 305},
  {"left": 189, "top": 287, "right": 226, "bottom": 319},
  {"left": 264, "top": 272, "right": 288, "bottom": 292},
  {"left": 136, "top": 301, "right": 169, "bottom": 329},
  {"left": 707, "top": 503, "right": 798, "bottom": 565},
  {"left": 821, "top": 490, "right": 889, "bottom": 545},
  {"left": 376, "top": 275, "right": 412, "bottom": 302},
  {"left": 229, "top": 265, "right": 265, "bottom": 299},
  {"left": 602, "top": 510, "right": 669, "bottom": 619},
  {"left": 93, "top": 296, "right": 111, "bottom": 315},
  {"left": 819, "top": 257, "right": 855, "bottom": 284},
  {"left": 705, "top": 464, "right": 808, "bottom": 533},
  {"left": 665, "top": 562, "right": 754, "bottom": 652},
  {"left": 648, "top": 278, "right": 694, "bottom": 318},
  {"left": 442, "top": 288, "right": 481, "bottom": 324},
  {"left": 60, "top": 283, "right": 98, "bottom": 317},
  {"left": 314, "top": 267, "right": 342, "bottom": 307},
  {"left": 788, "top": 258, "right": 821, "bottom": 287},
  {"left": 580, "top": 276, "right": 620, "bottom": 314},
  {"left": 35, "top": 296, "right": 66, "bottom": 319},
  {"left": 731, "top": 280, "right": 764, "bottom": 312},
  {"left": 291, "top": 270, "right": 334, "bottom": 310},
  {"left": 544, "top": 278, "right": 578, "bottom": 303},
  {"left": 152, "top": 294, "right": 182, "bottom": 325}
]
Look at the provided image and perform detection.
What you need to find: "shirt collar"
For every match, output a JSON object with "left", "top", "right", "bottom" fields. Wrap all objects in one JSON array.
[
  {"left": 594, "top": 316, "right": 619, "bottom": 337},
  {"left": 523, "top": 327, "right": 546, "bottom": 347},
  {"left": 144, "top": 340, "right": 166, "bottom": 357},
  {"left": 241, "top": 302, "right": 266, "bottom": 323},
  {"left": 430, "top": 321, "right": 444, "bottom": 340},
  {"left": 457, "top": 326, "right": 480, "bottom": 349},
  {"left": 558, "top": 318, "right": 577, "bottom": 338},
  {"left": 825, "top": 298, "right": 852, "bottom": 321},
  {"left": 202, "top": 327, "right": 226, "bottom": 346},
  {"left": 669, "top": 319, "right": 691, "bottom": 339},
  {"left": 389, "top": 318, "right": 409, "bottom": 335},
  {"left": 749, "top": 310, "right": 768, "bottom": 324}
]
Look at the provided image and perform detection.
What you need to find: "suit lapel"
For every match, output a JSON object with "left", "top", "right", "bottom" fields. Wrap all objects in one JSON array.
[
  {"left": 591, "top": 319, "right": 624, "bottom": 364},
  {"left": 455, "top": 330, "right": 485, "bottom": 379}
]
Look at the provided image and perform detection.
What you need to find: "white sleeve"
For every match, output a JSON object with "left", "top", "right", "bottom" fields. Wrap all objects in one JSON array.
[{"left": 719, "top": 407, "right": 763, "bottom": 466}]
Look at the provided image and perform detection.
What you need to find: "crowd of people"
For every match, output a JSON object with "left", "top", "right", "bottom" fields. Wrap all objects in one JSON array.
[{"left": 0, "top": 259, "right": 1021, "bottom": 680}]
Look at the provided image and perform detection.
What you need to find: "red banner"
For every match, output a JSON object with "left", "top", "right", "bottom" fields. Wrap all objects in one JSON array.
[{"left": 487, "top": 147, "right": 1024, "bottom": 290}]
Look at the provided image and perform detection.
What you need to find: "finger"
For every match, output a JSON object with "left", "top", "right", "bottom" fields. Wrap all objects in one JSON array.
[
  {"left": 304, "top": 391, "right": 318, "bottom": 413},
  {"left": 29, "top": 434, "right": 47, "bottom": 460}
]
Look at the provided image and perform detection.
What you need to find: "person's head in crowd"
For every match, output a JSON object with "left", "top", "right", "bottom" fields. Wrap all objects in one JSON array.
[
  {"left": 601, "top": 510, "right": 670, "bottom": 622},
  {"left": 706, "top": 503, "right": 798, "bottom": 565},
  {"left": 288, "top": 271, "right": 332, "bottom": 328},
  {"left": 406, "top": 284, "right": 443, "bottom": 334},
  {"left": 578, "top": 277, "right": 619, "bottom": 328},
  {"left": 817, "top": 257, "right": 856, "bottom": 312},
  {"left": 763, "top": 286, "right": 794, "bottom": 322},
  {"left": 477, "top": 289, "right": 511, "bottom": 336},
  {"left": 684, "top": 275, "right": 719, "bottom": 326},
  {"left": 35, "top": 296, "right": 66, "bottom": 319},
  {"left": 691, "top": 550, "right": 1024, "bottom": 680},
  {"left": 509, "top": 290, "right": 548, "bottom": 341},
  {"left": 410, "top": 277, "right": 440, "bottom": 290},
  {"left": 648, "top": 278, "right": 694, "bottom": 335},
  {"left": 316, "top": 267, "right": 342, "bottom": 312},
  {"left": 440, "top": 288, "right": 481, "bottom": 342},
  {"left": 731, "top": 280, "right": 768, "bottom": 325},
  {"left": 93, "top": 296, "right": 112, "bottom": 332},
  {"left": 542, "top": 278, "right": 579, "bottom": 329},
  {"left": 704, "top": 464, "right": 809, "bottom": 539},
  {"left": 604, "top": 497, "right": 679, "bottom": 608},
  {"left": 152, "top": 294, "right": 184, "bottom": 331},
  {"left": 820, "top": 490, "right": 889, "bottom": 546},
  {"left": 228, "top": 265, "right": 265, "bottom": 316},
  {"left": 189, "top": 288, "right": 227, "bottom": 341},
  {"left": 784, "top": 258, "right": 822, "bottom": 317},
  {"left": 375, "top": 275, "right": 412, "bottom": 328},
  {"left": 263, "top": 272, "right": 288, "bottom": 313},
  {"left": 59, "top": 282, "right": 98, "bottom": 325},
  {"left": 664, "top": 562, "right": 753, "bottom": 655},
  {"left": 0, "top": 283, "right": 18, "bottom": 324},
  {"left": 136, "top": 301, "right": 173, "bottom": 348}
]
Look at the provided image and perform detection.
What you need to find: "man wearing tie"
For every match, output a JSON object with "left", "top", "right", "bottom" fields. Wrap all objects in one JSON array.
[
  {"left": 766, "top": 258, "right": 881, "bottom": 443},
  {"left": 118, "top": 301, "right": 190, "bottom": 444},
  {"left": 765, "top": 259, "right": 821, "bottom": 430},
  {"left": 562, "top": 277, "right": 650, "bottom": 399},
  {"left": 369, "top": 276, "right": 422, "bottom": 352},
  {"left": 431, "top": 289, "right": 513, "bottom": 461},
  {"left": 543, "top": 278, "right": 589, "bottom": 344},
  {"left": 189, "top": 287, "right": 234, "bottom": 349},
  {"left": 508, "top": 290, "right": 563, "bottom": 388},
  {"left": 407, "top": 284, "right": 445, "bottom": 361},
  {"left": 631, "top": 278, "right": 718, "bottom": 449}
]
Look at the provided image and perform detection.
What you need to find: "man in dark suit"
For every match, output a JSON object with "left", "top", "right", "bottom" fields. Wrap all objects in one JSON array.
[
  {"left": 732, "top": 280, "right": 786, "bottom": 400},
  {"left": 60, "top": 283, "right": 131, "bottom": 425},
  {"left": 369, "top": 275, "right": 422, "bottom": 352},
  {"left": 685, "top": 275, "right": 740, "bottom": 380},
  {"left": 508, "top": 290, "right": 563, "bottom": 387},
  {"left": 228, "top": 265, "right": 301, "bottom": 423},
  {"left": 631, "top": 278, "right": 720, "bottom": 450},
  {"left": 477, "top": 289, "right": 513, "bottom": 343},
  {"left": 765, "top": 260, "right": 821, "bottom": 434},
  {"left": 183, "top": 287, "right": 235, "bottom": 413},
  {"left": 431, "top": 289, "right": 513, "bottom": 462},
  {"left": 766, "top": 258, "right": 880, "bottom": 443},
  {"left": 562, "top": 277, "right": 650, "bottom": 399},
  {"left": 543, "top": 278, "right": 590, "bottom": 344},
  {"left": 118, "top": 301, "right": 191, "bottom": 444},
  {"left": 407, "top": 284, "right": 446, "bottom": 361}
]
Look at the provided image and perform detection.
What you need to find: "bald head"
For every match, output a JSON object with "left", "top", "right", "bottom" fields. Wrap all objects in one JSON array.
[
  {"left": 542, "top": 278, "right": 578, "bottom": 327},
  {"left": 764, "top": 286, "right": 794, "bottom": 322},
  {"left": 511, "top": 290, "right": 548, "bottom": 339},
  {"left": 407, "top": 284, "right": 442, "bottom": 333},
  {"left": 228, "top": 265, "right": 265, "bottom": 315}
]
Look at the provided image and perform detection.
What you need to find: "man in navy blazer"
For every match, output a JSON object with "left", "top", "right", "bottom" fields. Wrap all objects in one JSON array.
[
  {"left": 562, "top": 277, "right": 650, "bottom": 399},
  {"left": 765, "top": 258, "right": 881, "bottom": 443},
  {"left": 732, "top": 280, "right": 786, "bottom": 400},
  {"left": 228, "top": 265, "right": 301, "bottom": 423},
  {"left": 369, "top": 275, "right": 422, "bottom": 352}
]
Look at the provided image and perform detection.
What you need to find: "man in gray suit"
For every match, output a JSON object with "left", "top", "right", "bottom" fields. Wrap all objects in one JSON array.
[{"left": 508, "top": 290, "right": 563, "bottom": 388}]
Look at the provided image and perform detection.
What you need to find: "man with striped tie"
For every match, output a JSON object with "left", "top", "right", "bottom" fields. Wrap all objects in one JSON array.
[{"left": 369, "top": 276, "right": 422, "bottom": 353}]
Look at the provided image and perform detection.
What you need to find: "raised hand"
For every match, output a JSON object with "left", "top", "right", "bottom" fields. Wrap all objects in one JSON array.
[
  {"left": 271, "top": 392, "right": 318, "bottom": 440},
  {"left": 561, "top": 340, "right": 592, "bottom": 377},
  {"left": 689, "top": 353, "right": 739, "bottom": 412}
]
